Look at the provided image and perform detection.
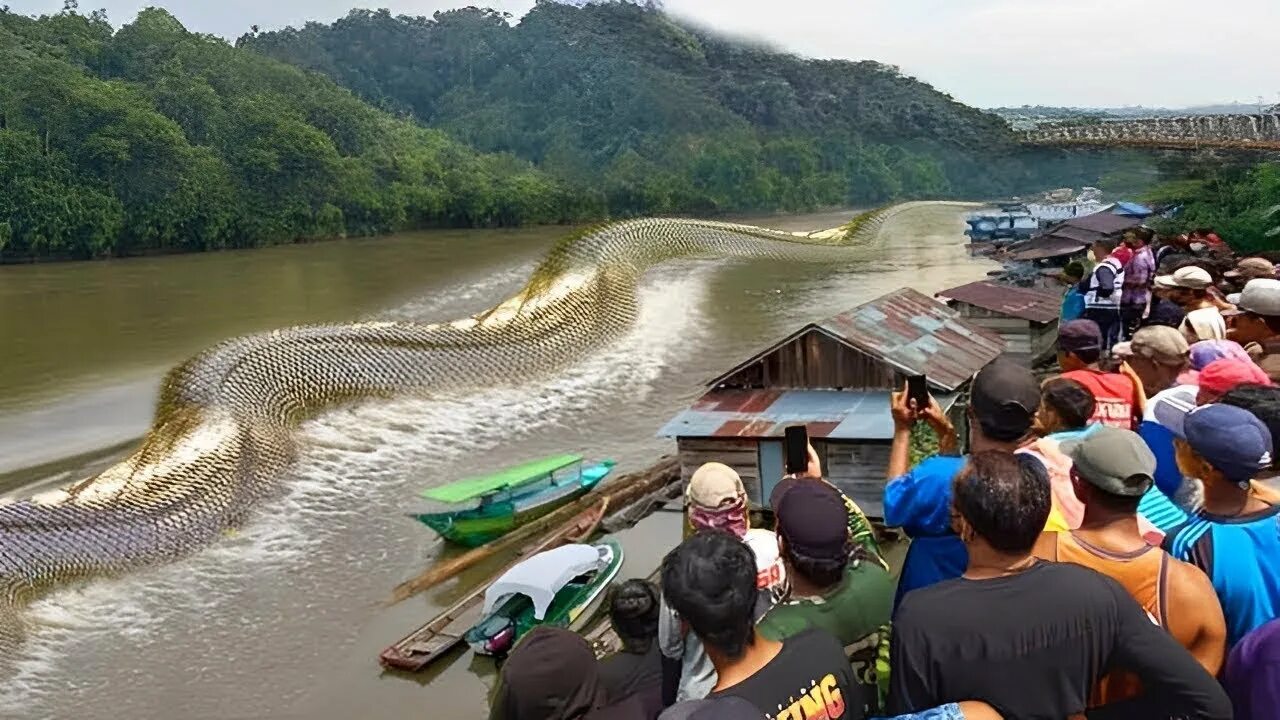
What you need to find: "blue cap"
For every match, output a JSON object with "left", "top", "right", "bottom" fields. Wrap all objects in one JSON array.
[{"left": 1183, "top": 404, "right": 1273, "bottom": 485}]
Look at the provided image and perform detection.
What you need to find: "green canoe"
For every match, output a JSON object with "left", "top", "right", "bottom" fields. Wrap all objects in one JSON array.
[{"left": 415, "top": 455, "right": 616, "bottom": 547}]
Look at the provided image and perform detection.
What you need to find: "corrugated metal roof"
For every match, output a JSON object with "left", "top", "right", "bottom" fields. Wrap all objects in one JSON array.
[
  {"left": 1053, "top": 213, "right": 1142, "bottom": 235},
  {"left": 1005, "top": 235, "right": 1090, "bottom": 261},
  {"left": 936, "top": 281, "right": 1061, "bottom": 324},
  {"left": 658, "top": 389, "right": 958, "bottom": 441},
  {"left": 815, "top": 287, "right": 1006, "bottom": 392}
]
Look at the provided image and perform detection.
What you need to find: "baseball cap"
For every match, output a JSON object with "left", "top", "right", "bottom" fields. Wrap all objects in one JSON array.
[
  {"left": 1058, "top": 319, "right": 1103, "bottom": 355},
  {"left": 687, "top": 462, "right": 746, "bottom": 510},
  {"left": 1062, "top": 426, "right": 1157, "bottom": 497},
  {"left": 1197, "top": 358, "right": 1273, "bottom": 399},
  {"left": 771, "top": 481, "right": 849, "bottom": 560},
  {"left": 970, "top": 359, "right": 1040, "bottom": 438},
  {"left": 1178, "top": 340, "right": 1253, "bottom": 385},
  {"left": 1224, "top": 257, "right": 1277, "bottom": 280},
  {"left": 1147, "top": 384, "right": 1199, "bottom": 435},
  {"left": 1223, "top": 278, "right": 1280, "bottom": 318},
  {"left": 1182, "top": 404, "right": 1273, "bottom": 485},
  {"left": 1155, "top": 266, "right": 1213, "bottom": 290},
  {"left": 1127, "top": 325, "right": 1189, "bottom": 366}
]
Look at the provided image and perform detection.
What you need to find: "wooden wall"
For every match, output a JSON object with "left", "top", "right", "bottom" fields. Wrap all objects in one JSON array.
[
  {"left": 954, "top": 304, "right": 1059, "bottom": 365},
  {"left": 819, "top": 440, "right": 892, "bottom": 518},
  {"left": 677, "top": 437, "right": 762, "bottom": 504},
  {"left": 675, "top": 436, "right": 895, "bottom": 519},
  {"left": 715, "top": 329, "right": 899, "bottom": 391}
]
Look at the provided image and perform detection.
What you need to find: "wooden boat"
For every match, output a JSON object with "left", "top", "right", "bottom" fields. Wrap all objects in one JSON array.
[
  {"left": 415, "top": 454, "right": 616, "bottom": 548},
  {"left": 464, "top": 538, "right": 624, "bottom": 657},
  {"left": 379, "top": 499, "right": 608, "bottom": 672}
]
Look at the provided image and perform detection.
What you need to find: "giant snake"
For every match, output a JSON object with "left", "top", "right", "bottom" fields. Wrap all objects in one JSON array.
[{"left": 0, "top": 203, "right": 953, "bottom": 652}]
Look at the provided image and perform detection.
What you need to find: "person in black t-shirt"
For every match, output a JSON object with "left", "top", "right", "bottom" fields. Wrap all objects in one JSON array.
[
  {"left": 599, "top": 579, "right": 663, "bottom": 718},
  {"left": 888, "top": 451, "right": 1231, "bottom": 720},
  {"left": 657, "top": 530, "right": 865, "bottom": 720}
]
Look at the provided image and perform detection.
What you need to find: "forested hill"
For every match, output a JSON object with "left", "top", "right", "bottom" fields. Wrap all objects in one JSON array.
[
  {"left": 241, "top": 2, "right": 1123, "bottom": 215},
  {"left": 0, "top": 7, "right": 582, "bottom": 261}
]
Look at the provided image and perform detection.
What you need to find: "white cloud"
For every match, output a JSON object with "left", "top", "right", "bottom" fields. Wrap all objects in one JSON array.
[{"left": 8, "top": 0, "right": 1279, "bottom": 108}]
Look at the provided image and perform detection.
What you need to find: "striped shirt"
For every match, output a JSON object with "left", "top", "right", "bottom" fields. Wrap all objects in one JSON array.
[{"left": 1164, "top": 505, "right": 1280, "bottom": 646}]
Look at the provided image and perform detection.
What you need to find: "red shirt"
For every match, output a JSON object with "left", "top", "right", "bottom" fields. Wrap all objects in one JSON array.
[{"left": 1061, "top": 368, "right": 1139, "bottom": 430}]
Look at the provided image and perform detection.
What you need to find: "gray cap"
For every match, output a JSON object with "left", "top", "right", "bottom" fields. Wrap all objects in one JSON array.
[
  {"left": 1224, "top": 278, "right": 1280, "bottom": 318},
  {"left": 1061, "top": 426, "right": 1157, "bottom": 497}
]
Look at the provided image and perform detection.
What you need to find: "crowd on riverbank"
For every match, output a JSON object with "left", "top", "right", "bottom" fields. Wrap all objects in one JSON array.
[{"left": 486, "top": 228, "right": 1280, "bottom": 719}]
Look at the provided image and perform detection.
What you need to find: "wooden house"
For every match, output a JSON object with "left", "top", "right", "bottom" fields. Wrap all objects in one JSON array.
[
  {"left": 936, "top": 281, "right": 1061, "bottom": 365},
  {"left": 659, "top": 288, "right": 1005, "bottom": 517}
]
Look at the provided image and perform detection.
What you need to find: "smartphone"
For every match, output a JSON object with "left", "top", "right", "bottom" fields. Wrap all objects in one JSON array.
[
  {"left": 783, "top": 425, "right": 809, "bottom": 476},
  {"left": 907, "top": 374, "right": 929, "bottom": 411}
]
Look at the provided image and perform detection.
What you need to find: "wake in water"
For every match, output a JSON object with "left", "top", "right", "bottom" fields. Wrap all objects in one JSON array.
[{"left": 0, "top": 205, "right": 944, "bottom": 657}]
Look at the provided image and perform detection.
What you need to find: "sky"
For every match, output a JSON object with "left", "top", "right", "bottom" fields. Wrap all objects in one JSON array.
[{"left": 8, "top": 0, "right": 1280, "bottom": 108}]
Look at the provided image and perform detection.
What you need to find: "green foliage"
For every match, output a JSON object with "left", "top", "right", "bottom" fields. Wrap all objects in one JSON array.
[
  {"left": 242, "top": 2, "right": 1128, "bottom": 218},
  {"left": 2, "top": 2, "right": 1139, "bottom": 261},
  {"left": 0, "top": 6, "right": 578, "bottom": 260},
  {"left": 1145, "top": 162, "right": 1280, "bottom": 254}
]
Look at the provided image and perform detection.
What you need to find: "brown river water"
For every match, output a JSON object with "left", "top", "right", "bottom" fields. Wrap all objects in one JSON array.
[{"left": 0, "top": 207, "right": 995, "bottom": 719}]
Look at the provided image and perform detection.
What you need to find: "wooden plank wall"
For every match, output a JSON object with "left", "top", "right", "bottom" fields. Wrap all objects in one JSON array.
[
  {"left": 820, "top": 441, "right": 892, "bottom": 518},
  {"left": 956, "top": 303, "right": 1055, "bottom": 365},
  {"left": 716, "top": 330, "right": 899, "bottom": 390},
  {"left": 677, "top": 437, "right": 763, "bottom": 505}
]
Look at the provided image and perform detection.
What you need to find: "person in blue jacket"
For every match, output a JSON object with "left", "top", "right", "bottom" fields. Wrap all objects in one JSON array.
[
  {"left": 882, "top": 360, "right": 1041, "bottom": 608},
  {"left": 1058, "top": 261, "right": 1086, "bottom": 323}
]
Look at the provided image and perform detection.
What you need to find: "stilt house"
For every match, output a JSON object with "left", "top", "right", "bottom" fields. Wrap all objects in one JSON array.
[{"left": 659, "top": 288, "right": 1005, "bottom": 517}]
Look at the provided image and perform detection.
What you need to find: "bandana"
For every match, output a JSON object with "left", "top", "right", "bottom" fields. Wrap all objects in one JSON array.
[{"left": 688, "top": 493, "right": 748, "bottom": 537}]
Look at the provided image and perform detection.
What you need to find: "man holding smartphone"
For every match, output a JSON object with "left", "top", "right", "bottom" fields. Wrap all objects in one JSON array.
[{"left": 883, "top": 360, "right": 1042, "bottom": 607}]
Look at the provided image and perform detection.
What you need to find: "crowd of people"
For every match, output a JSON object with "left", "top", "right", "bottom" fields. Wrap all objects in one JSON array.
[{"left": 488, "top": 227, "right": 1280, "bottom": 720}]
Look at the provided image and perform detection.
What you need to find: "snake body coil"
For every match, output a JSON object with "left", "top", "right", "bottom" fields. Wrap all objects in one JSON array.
[{"left": 0, "top": 208, "right": 922, "bottom": 648}]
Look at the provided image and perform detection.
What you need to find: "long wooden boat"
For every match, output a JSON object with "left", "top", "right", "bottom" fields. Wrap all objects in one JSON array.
[
  {"left": 464, "top": 538, "right": 624, "bottom": 657},
  {"left": 415, "top": 454, "right": 616, "bottom": 547},
  {"left": 379, "top": 499, "right": 607, "bottom": 672}
]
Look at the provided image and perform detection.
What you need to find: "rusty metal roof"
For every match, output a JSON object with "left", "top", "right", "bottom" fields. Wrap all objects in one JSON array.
[
  {"left": 1005, "top": 235, "right": 1090, "bottom": 261},
  {"left": 658, "top": 389, "right": 959, "bottom": 440},
  {"left": 1054, "top": 213, "right": 1143, "bottom": 235},
  {"left": 936, "top": 281, "right": 1061, "bottom": 324},
  {"left": 814, "top": 287, "right": 1006, "bottom": 392},
  {"left": 702, "top": 288, "right": 1005, "bottom": 393}
]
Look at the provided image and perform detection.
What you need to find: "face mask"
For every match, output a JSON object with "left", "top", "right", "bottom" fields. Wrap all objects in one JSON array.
[{"left": 688, "top": 495, "right": 748, "bottom": 537}]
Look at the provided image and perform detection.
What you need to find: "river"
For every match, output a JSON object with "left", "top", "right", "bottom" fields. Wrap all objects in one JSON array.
[{"left": 0, "top": 206, "right": 996, "bottom": 719}]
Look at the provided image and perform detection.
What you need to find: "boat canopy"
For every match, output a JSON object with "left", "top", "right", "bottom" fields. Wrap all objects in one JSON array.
[
  {"left": 482, "top": 543, "right": 604, "bottom": 620},
  {"left": 422, "top": 454, "right": 584, "bottom": 504}
]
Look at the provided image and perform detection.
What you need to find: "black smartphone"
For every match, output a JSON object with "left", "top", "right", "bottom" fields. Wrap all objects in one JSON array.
[
  {"left": 907, "top": 374, "right": 929, "bottom": 411},
  {"left": 784, "top": 425, "right": 809, "bottom": 475}
]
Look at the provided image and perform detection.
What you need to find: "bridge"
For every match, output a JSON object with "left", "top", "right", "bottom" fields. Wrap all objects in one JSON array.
[{"left": 1024, "top": 113, "right": 1280, "bottom": 151}]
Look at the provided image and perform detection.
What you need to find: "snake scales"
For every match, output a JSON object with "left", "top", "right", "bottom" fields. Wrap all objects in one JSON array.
[{"left": 0, "top": 203, "right": 936, "bottom": 650}]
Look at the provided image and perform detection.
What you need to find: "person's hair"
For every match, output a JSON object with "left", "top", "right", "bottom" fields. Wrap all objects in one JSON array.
[
  {"left": 1041, "top": 378, "right": 1095, "bottom": 429},
  {"left": 1084, "top": 484, "right": 1144, "bottom": 514},
  {"left": 1252, "top": 251, "right": 1280, "bottom": 265},
  {"left": 1195, "top": 228, "right": 1213, "bottom": 235},
  {"left": 953, "top": 452, "right": 1050, "bottom": 554},
  {"left": 1131, "top": 227, "right": 1155, "bottom": 244},
  {"left": 1063, "top": 260, "right": 1085, "bottom": 280},
  {"left": 661, "top": 530, "right": 757, "bottom": 660},
  {"left": 1093, "top": 238, "right": 1119, "bottom": 254},
  {"left": 1158, "top": 252, "right": 1191, "bottom": 274},
  {"left": 1066, "top": 346, "right": 1102, "bottom": 365},
  {"left": 778, "top": 536, "right": 848, "bottom": 589},
  {"left": 1219, "top": 384, "right": 1280, "bottom": 468},
  {"left": 607, "top": 579, "right": 660, "bottom": 653}
]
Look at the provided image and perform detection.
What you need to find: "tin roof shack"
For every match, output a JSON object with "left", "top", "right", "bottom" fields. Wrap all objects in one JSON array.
[
  {"left": 937, "top": 281, "right": 1061, "bottom": 365},
  {"left": 659, "top": 288, "right": 1005, "bottom": 517}
]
